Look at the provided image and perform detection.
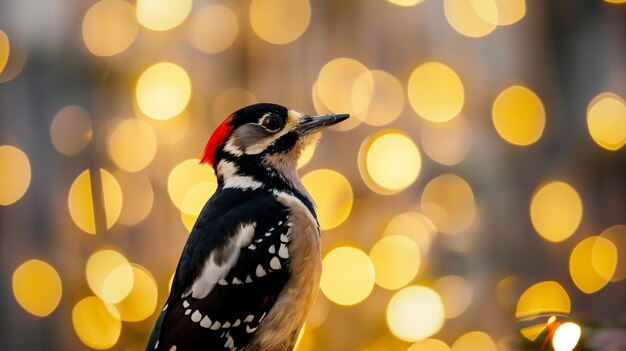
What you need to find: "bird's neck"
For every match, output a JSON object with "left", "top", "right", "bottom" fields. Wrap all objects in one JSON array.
[{"left": 215, "top": 156, "right": 313, "bottom": 205}]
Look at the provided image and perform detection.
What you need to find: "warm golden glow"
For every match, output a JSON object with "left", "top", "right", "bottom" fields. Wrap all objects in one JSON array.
[
  {"left": 444, "top": 0, "right": 497, "bottom": 38},
  {"left": 552, "top": 322, "right": 581, "bottom": 351},
  {"left": 250, "top": 0, "right": 311, "bottom": 45},
  {"left": 515, "top": 281, "right": 570, "bottom": 321},
  {"left": 72, "top": 296, "right": 121, "bottom": 349},
  {"left": 384, "top": 212, "right": 437, "bottom": 253},
  {"left": 115, "top": 171, "right": 153, "bottom": 226},
  {"left": 492, "top": 0, "right": 526, "bottom": 25},
  {"left": 421, "top": 117, "right": 472, "bottom": 165},
  {"left": 451, "top": 331, "right": 496, "bottom": 351},
  {"left": 386, "top": 286, "right": 445, "bottom": 342},
  {"left": 167, "top": 159, "right": 217, "bottom": 212},
  {"left": 408, "top": 339, "right": 451, "bottom": 351},
  {"left": 530, "top": 181, "right": 582, "bottom": 242},
  {"left": 320, "top": 247, "right": 375, "bottom": 306},
  {"left": 587, "top": 92, "right": 626, "bottom": 150},
  {"left": 82, "top": 0, "right": 138, "bottom": 56},
  {"left": 492, "top": 85, "right": 545, "bottom": 146},
  {"left": 179, "top": 181, "right": 219, "bottom": 232},
  {"left": 0, "top": 38, "right": 26, "bottom": 84},
  {"left": 600, "top": 225, "right": 626, "bottom": 281},
  {"left": 408, "top": 62, "right": 464, "bottom": 123},
  {"left": 12, "top": 259, "right": 62, "bottom": 317},
  {"left": 189, "top": 5, "right": 238, "bottom": 54},
  {"left": 50, "top": 105, "right": 92, "bottom": 156},
  {"left": 359, "top": 131, "right": 422, "bottom": 194},
  {"left": 317, "top": 58, "right": 371, "bottom": 130},
  {"left": 570, "top": 236, "right": 616, "bottom": 293},
  {"left": 86, "top": 249, "right": 134, "bottom": 303},
  {"left": 212, "top": 88, "right": 258, "bottom": 125},
  {"left": 354, "top": 70, "right": 405, "bottom": 127},
  {"left": 107, "top": 119, "right": 157, "bottom": 172},
  {"left": 68, "top": 169, "right": 123, "bottom": 234},
  {"left": 136, "top": 62, "right": 191, "bottom": 120},
  {"left": 434, "top": 275, "right": 473, "bottom": 319},
  {"left": 136, "top": 0, "right": 192, "bottom": 31},
  {"left": 0, "top": 30, "right": 9, "bottom": 74},
  {"left": 369, "top": 235, "right": 421, "bottom": 290},
  {"left": 421, "top": 174, "right": 476, "bottom": 234},
  {"left": 112, "top": 264, "right": 158, "bottom": 322},
  {"left": 301, "top": 169, "right": 353, "bottom": 230},
  {"left": 0, "top": 145, "right": 31, "bottom": 206},
  {"left": 387, "top": 0, "right": 424, "bottom": 6}
]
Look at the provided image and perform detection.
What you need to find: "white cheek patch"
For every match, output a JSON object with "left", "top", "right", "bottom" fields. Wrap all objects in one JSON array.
[
  {"left": 187, "top": 222, "right": 256, "bottom": 299},
  {"left": 237, "top": 109, "right": 305, "bottom": 156},
  {"left": 224, "top": 138, "right": 244, "bottom": 157}
]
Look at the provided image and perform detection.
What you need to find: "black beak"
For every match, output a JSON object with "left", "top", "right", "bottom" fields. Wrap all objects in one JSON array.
[{"left": 297, "top": 113, "right": 350, "bottom": 135}]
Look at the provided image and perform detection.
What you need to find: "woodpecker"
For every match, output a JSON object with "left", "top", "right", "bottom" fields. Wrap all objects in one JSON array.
[{"left": 146, "top": 103, "right": 349, "bottom": 351}]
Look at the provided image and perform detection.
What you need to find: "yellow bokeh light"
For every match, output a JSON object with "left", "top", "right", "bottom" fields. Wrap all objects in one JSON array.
[
  {"left": 107, "top": 119, "right": 157, "bottom": 172},
  {"left": 421, "top": 117, "right": 472, "bottom": 166},
  {"left": 384, "top": 212, "right": 437, "bottom": 253},
  {"left": 387, "top": 0, "right": 424, "bottom": 6},
  {"left": 369, "top": 235, "right": 421, "bottom": 290},
  {"left": 552, "top": 322, "right": 581, "bottom": 351},
  {"left": 136, "top": 62, "right": 191, "bottom": 120},
  {"left": 189, "top": 4, "right": 238, "bottom": 54},
  {"left": 444, "top": 0, "right": 497, "bottom": 38},
  {"left": 492, "top": 0, "right": 526, "bottom": 25},
  {"left": 492, "top": 85, "right": 545, "bottom": 146},
  {"left": 50, "top": 105, "right": 92, "bottom": 156},
  {"left": 0, "top": 30, "right": 9, "bottom": 74},
  {"left": 587, "top": 92, "right": 626, "bottom": 150},
  {"left": 353, "top": 70, "right": 405, "bottom": 127},
  {"left": 0, "top": 145, "right": 31, "bottom": 206},
  {"left": 115, "top": 171, "right": 153, "bottom": 226},
  {"left": 408, "top": 62, "right": 464, "bottom": 123},
  {"left": 212, "top": 88, "right": 258, "bottom": 124},
  {"left": 451, "top": 331, "right": 496, "bottom": 351},
  {"left": 68, "top": 169, "right": 122, "bottom": 234},
  {"left": 250, "top": 0, "right": 311, "bottom": 45},
  {"left": 111, "top": 264, "right": 158, "bottom": 322},
  {"left": 421, "top": 174, "right": 476, "bottom": 234},
  {"left": 434, "top": 275, "right": 473, "bottom": 319},
  {"left": 72, "top": 296, "right": 121, "bottom": 350},
  {"left": 12, "top": 259, "right": 62, "bottom": 317},
  {"left": 408, "top": 338, "right": 450, "bottom": 351},
  {"left": 605, "top": 0, "right": 626, "bottom": 3},
  {"left": 569, "top": 236, "right": 616, "bottom": 294},
  {"left": 82, "top": 0, "right": 138, "bottom": 56},
  {"left": 386, "top": 286, "right": 445, "bottom": 342},
  {"left": 0, "top": 37, "right": 26, "bottom": 84},
  {"left": 168, "top": 159, "right": 217, "bottom": 211},
  {"left": 86, "top": 249, "right": 134, "bottom": 303},
  {"left": 600, "top": 224, "right": 626, "bottom": 281},
  {"left": 136, "top": 0, "right": 191, "bottom": 31},
  {"left": 530, "top": 181, "right": 582, "bottom": 242},
  {"left": 317, "top": 58, "right": 372, "bottom": 127},
  {"left": 359, "top": 131, "right": 421, "bottom": 195},
  {"left": 179, "top": 181, "right": 218, "bottom": 232},
  {"left": 301, "top": 169, "right": 353, "bottom": 230},
  {"left": 320, "top": 247, "right": 375, "bottom": 306},
  {"left": 516, "top": 281, "right": 570, "bottom": 322}
]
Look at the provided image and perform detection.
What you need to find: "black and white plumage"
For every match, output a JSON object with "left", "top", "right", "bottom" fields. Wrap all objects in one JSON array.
[{"left": 146, "top": 103, "right": 349, "bottom": 351}]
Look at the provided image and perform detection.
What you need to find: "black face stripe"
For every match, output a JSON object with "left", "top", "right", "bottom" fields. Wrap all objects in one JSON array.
[{"left": 266, "top": 131, "right": 298, "bottom": 155}]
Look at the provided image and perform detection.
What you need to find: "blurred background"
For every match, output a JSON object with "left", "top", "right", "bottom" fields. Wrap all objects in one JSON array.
[{"left": 1, "top": 0, "right": 625, "bottom": 350}]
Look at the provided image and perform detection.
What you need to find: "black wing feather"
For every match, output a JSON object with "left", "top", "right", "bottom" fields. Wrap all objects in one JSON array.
[{"left": 147, "top": 189, "right": 292, "bottom": 351}]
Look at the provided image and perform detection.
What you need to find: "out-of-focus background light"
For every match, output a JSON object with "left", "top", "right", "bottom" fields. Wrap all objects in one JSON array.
[{"left": 1, "top": 0, "right": 625, "bottom": 350}]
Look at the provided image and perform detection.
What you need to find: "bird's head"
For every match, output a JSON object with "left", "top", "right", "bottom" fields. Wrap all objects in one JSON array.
[{"left": 201, "top": 103, "right": 348, "bottom": 191}]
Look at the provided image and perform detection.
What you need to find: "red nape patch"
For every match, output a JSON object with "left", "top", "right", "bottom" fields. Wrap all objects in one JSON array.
[{"left": 200, "top": 115, "right": 235, "bottom": 167}]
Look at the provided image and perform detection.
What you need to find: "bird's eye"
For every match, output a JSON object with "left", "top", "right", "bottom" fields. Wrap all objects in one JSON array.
[{"left": 261, "top": 114, "right": 282, "bottom": 132}]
